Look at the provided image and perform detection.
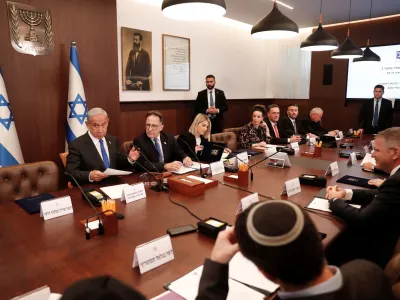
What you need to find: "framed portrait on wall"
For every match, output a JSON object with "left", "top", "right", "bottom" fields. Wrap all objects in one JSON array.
[
  {"left": 121, "top": 27, "right": 152, "bottom": 91},
  {"left": 162, "top": 34, "right": 190, "bottom": 91}
]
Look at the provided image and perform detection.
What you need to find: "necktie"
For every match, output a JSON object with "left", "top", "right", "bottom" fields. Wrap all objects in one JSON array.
[
  {"left": 99, "top": 139, "right": 110, "bottom": 168},
  {"left": 373, "top": 100, "right": 379, "bottom": 127},
  {"left": 273, "top": 124, "right": 280, "bottom": 138},
  {"left": 153, "top": 138, "right": 163, "bottom": 162},
  {"left": 209, "top": 91, "right": 215, "bottom": 119},
  {"left": 292, "top": 120, "right": 297, "bottom": 134}
]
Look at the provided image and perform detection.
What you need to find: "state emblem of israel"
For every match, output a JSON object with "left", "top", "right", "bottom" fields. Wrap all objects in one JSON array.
[{"left": 6, "top": 1, "right": 54, "bottom": 56}]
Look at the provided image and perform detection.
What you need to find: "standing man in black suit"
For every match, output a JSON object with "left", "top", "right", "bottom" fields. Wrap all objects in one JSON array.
[
  {"left": 194, "top": 75, "right": 228, "bottom": 134},
  {"left": 358, "top": 85, "right": 393, "bottom": 134},
  {"left": 266, "top": 104, "right": 301, "bottom": 145},
  {"left": 326, "top": 127, "right": 400, "bottom": 268},
  {"left": 133, "top": 111, "right": 192, "bottom": 173},
  {"left": 66, "top": 108, "right": 140, "bottom": 184}
]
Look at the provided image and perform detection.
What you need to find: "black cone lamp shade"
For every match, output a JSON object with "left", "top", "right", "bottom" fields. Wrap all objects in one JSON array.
[
  {"left": 353, "top": 45, "right": 381, "bottom": 63},
  {"left": 251, "top": 2, "right": 299, "bottom": 39},
  {"left": 301, "top": 23, "right": 339, "bottom": 51},
  {"left": 162, "top": 0, "right": 226, "bottom": 21},
  {"left": 331, "top": 34, "right": 363, "bottom": 59}
]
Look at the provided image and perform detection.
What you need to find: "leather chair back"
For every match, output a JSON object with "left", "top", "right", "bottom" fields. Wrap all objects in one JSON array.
[
  {"left": 223, "top": 127, "right": 242, "bottom": 146},
  {"left": 211, "top": 132, "right": 237, "bottom": 151},
  {"left": 122, "top": 141, "right": 134, "bottom": 155},
  {"left": 385, "top": 252, "right": 400, "bottom": 299},
  {"left": 0, "top": 161, "right": 59, "bottom": 203},
  {"left": 59, "top": 152, "right": 68, "bottom": 167}
]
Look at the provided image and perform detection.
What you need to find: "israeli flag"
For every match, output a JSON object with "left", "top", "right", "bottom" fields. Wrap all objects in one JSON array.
[
  {"left": 0, "top": 68, "right": 24, "bottom": 167},
  {"left": 66, "top": 41, "right": 88, "bottom": 150}
]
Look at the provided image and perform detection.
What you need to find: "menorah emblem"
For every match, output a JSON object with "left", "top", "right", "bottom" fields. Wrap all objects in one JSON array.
[
  {"left": 6, "top": 1, "right": 54, "bottom": 56},
  {"left": 19, "top": 9, "right": 43, "bottom": 42}
]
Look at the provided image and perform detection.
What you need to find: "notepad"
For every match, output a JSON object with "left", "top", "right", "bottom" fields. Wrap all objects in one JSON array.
[
  {"left": 15, "top": 194, "right": 55, "bottom": 214},
  {"left": 172, "top": 166, "right": 196, "bottom": 175},
  {"left": 308, "top": 197, "right": 361, "bottom": 212}
]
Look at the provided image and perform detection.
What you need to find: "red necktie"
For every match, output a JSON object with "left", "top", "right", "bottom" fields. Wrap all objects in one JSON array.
[{"left": 273, "top": 124, "right": 280, "bottom": 138}]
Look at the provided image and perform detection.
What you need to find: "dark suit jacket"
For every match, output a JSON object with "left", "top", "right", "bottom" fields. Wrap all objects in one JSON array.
[
  {"left": 177, "top": 131, "right": 208, "bottom": 160},
  {"left": 330, "top": 168, "right": 400, "bottom": 268},
  {"left": 359, "top": 98, "right": 393, "bottom": 133},
  {"left": 125, "top": 49, "right": 151, "bottom": 90},
  {"left": 133, "top": 131, "right": 187, "bottom": 172},
  {"left": 266, "top": 120, "right": 289, "bottom": 144},
  {"left": 66, "top": 132, "right": 133, "bottom": 184},
  {"left": 194, "top": 89, "right": 228, "bottom": 133},
  {"left": 299, "top": 117, "right": 328, "bottom": 136},
  {"left": 280, "top": 116, "right": 301, "bottom": 136},
  {"left": 196, "top": 259, "right": 394, "bottom": 300}
]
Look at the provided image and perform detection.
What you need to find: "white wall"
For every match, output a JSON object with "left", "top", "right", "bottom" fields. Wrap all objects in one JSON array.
[{"left": 117, "top": 0, "right": 312, "bottom": 102}]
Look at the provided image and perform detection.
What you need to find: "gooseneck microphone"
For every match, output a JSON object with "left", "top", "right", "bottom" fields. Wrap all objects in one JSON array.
[
  {"left": 64, "top": 171, "right": 125, "bottom": 220},
  {"left": 133, "top": 146, "right": 168, "bottom": 192},
  {"left": 247, "top": 150, "right": 281, "bottom": 180},
  {"left": 177, "top": 136, "right": 207, "bottom": 178}
]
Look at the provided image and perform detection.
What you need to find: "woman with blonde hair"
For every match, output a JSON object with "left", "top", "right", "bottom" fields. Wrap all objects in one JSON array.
[{"left": 178, "top": 114, "right": 212, "bottom": 159}]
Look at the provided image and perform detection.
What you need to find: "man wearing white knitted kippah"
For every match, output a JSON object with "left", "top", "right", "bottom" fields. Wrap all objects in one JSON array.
[{"left": 196, "top": 201, "right": 394, "bottom": 300}]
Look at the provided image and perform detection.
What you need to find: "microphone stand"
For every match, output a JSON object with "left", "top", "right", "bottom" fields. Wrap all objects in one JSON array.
[
  {"left": 178, "top": 136, "right": 207, "bottom": 178},
  {"left": 65, "top": 171, "right": 125, "bottom": 220},
  {"left": 247, "top": 150, "right": 281, "bottom": 180}
]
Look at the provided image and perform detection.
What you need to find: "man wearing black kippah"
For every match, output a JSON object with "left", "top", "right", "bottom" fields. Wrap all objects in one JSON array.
[{"left": 196, "top": 201, "right": 394, "bottom": 300}]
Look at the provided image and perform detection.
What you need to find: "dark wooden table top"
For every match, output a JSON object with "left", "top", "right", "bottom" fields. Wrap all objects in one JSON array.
[{"left": 1, "top": 135, "right": 382, "bottom": 299}]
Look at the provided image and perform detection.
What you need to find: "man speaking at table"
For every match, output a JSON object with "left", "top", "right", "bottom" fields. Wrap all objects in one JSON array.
[
  {"left": 133, "top": 111, "right": 192, "bottom": 172},
  {"left": 326, "top": 127, "right": 400, "bottom": 268},
  {"left": 66, "top": 108, "right": 140, "bottom": 184}
]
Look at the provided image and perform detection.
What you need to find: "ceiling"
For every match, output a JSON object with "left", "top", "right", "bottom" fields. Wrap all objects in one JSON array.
[{"left": 224, "top": 0, "right": 400, "bottom": 28}]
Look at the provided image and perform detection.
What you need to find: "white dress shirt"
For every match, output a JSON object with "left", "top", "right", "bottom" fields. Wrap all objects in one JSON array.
[
  {"left": 371, "top": 98, "right": 382, "bottom": 126},
  {"left": 88, "top": 131, "right": 110, "bottom": 163},
  {"left": 269, "top": 120, "right": 290, "bottom": 143}
]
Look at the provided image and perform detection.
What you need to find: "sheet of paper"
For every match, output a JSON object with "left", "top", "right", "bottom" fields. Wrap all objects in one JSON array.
[
  {"left": 229, "top": 175, "right": 238, "bottom": 179},
  {"left": 187, "top": 175, "right": 213, "bottom": 184},
  {"left": 100, "top": 184, "right": 129, "bottom": 199},
  {"left": 172, "top": 166, "right": 196, "bottom": 175},
  {"left": 168, "top": 266, "right": 265, "bottom": 300},
  {"left": 361, "top": 153, "right": 376, "bottom": 166},
  {"left": 229, "top": 252, "right": 279, "bottom": 293},
  {"left": 151, "top": 291, "right": 183, "bottom": 300},
  {"left": 11, "top": 286, "right": 51, "bottom": 300},
  {"left": 190, "top": 162, "right": 210, "bottom": 170},
  {"left": 104, "top": 168, "right": 132, "bottom": 176},
  {"left": 308, "top": 197, "right": 361, "bottom": 212},
  {"left": 221, "top": 152, "right": 229, "bottom": 160}
]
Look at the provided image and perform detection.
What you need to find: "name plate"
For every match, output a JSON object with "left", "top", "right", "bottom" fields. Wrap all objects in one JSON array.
[
  {"left": 11, "top": 286, "right": 51, "bottom": 300},
  {"left": 282, "top": 178, "right": 301, "bottom": 197},
  {"left": 370, "top": 140, "right": 375, "bottom": 150},
  {"left": 325, "top": 161, "right": 339, "bottom": 176},
  {"left": 236, "top": 151, "right": 249, "bottom": 164},
  {"left": 40, "top": 196, "right": 73, "bottom": 221},
  {"left": 237, "top": 193, "right": 259, "bottom": 214},
  {"left": 290, "top": 142, "right": 299, "bottom": 150},
  {"left": 363, "top": 145, "right": 369, "bottom": 154},
  {"left": 266, "top": 157, "right": 285, "bottom": 168},
  {"left": 338, "top": 131, "right": 344, "bottom": 139},
  {"left": 350, "top": 152, "right": 357, "bottom": 165},
  {"left": 133, "top": 235, "right": 174, "bottom": 274},
  {"left": 121, "top": 182, "right": 146, "bottom": 204},
  {"left": 210, "top": 161, "right": 225, "bottom": 175},
  {"left": 309, "top": 137, "right": 317, "bottom": 145}
]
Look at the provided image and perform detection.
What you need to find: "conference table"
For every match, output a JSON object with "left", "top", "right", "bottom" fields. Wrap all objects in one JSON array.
[{"left": 1, "top": 135, "right": 383, "bottom": 299}]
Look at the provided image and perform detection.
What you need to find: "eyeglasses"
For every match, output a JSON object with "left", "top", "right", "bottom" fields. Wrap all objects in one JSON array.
[{"left": 145, "top": 124, "right": 160, "bottom": 130}]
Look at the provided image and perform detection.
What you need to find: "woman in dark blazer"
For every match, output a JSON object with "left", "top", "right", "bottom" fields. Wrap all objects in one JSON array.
[{"left": 178, "top": 114, "right": 212, "bottom": 159}]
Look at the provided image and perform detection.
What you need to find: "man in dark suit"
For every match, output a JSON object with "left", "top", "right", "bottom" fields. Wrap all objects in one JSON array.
[
  {"left": 133, "top": 111, "right": 192, "bottom": 173},
  {"left": 265, "top": 104, "right": 301, "bottom": 144},
  {"left": 299, "top": 107, "right": 338, "bottom": 137},
  {"left": 196, "top": 201, "right": 393, "bottom": 300},
  {"left": 194, "top": 75, "right": 228, "bottom": 134},
  {"left": 125, "top": 32, "right": 151, "bottom": 91},
  {"left": 66, "top": 108, "right": 140, "bottom": 184},
  {"left": 326, "top": 127, "right": 400, "bottom": 268},
  {"left": 280, "top": 103, "right": 301, "bottom": 136},
  {"left": 358, "top": 85, "right": 393, "bottom": 134}
]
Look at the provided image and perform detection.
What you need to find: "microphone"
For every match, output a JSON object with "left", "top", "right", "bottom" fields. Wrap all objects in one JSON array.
[
  {"left": 134, "top": 145, "right": 168, "bottom": 192},
  {"left": 64, "top": 171, "right": 125, "bottom": 220},
  {"left": 247, "top": 150, "right": 282, "bottom": 180},
  {"left": 177, "top": 136, "right": 207, "bottom": 178}
]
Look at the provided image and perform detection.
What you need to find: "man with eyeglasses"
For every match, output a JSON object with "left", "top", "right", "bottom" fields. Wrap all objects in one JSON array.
[
  {"left": 133, "top": 110, "right": 192, "bottom": 172},
  {"left": 325, "top": 127, "right": 400, "bottom": 269},
  {"left": 66, "top": 108, "right": 140, "bottom": 184},
  {"left": 299, "top": 107, "right": 338, "bottom": 137}
]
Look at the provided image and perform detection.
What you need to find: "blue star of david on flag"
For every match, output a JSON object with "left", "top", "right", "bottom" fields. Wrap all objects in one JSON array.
[
  {"left": 0, "top": 94, "right": 14, "bottom": 131},
  {"left": 68, "top": 93, "right": 88, "bottom": 125},
  {"left": 397, "top": 51, "right": 400, "bottom": 59}
]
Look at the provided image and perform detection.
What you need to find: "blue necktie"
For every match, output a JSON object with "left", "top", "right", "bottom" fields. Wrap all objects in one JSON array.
[
  {"left": 209, "top": 91, "right": 216, "bottom": 119},
  {"left": 153, "top": 138, "right": 163, "bottom": 162},
  {"left": 99, "top": 139, "right": 110, "bottom": 168},
  {"left": 373, "top": 100, "right": 379, "bottom": 127}
]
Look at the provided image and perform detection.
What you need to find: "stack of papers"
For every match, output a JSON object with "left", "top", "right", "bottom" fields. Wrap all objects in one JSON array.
[
  {"left": 172, "top": 166, "right": 196, "bottom": 175},
  {"left": 103, "top": 168, "right": 132, "bottom": 176},
  {"left": 190, "top": 162, "right": 210, "bottom": 170}
]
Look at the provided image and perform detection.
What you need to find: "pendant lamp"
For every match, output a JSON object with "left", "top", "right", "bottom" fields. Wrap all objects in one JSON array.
[
  {"left": 353, "top": 0, "right": 381, "bottom": 63},
  {"left": 300, "top": 0, "right": 338, "bottom": 51},
  {"left": 161, "top": 0, "right": 226, "bottom": 21},
  {"left": 331, "top": 0, "right": 363, "bottom": 59},
  {"left": 251, "top": 0, "right": 299, "bottom": 40}
]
